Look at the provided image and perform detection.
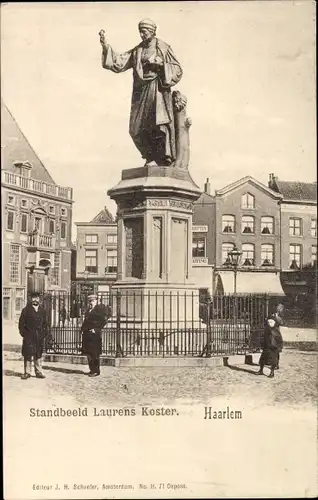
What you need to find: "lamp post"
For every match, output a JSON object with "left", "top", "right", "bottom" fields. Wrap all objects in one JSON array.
[
  {"left": 227, "top": 245, "right": 243, "bottom": 294},
  {"left": 227, "top": 245, "right": 243, "bottom": 330}
]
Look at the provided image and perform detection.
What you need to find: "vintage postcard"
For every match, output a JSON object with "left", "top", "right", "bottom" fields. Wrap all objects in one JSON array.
[{"left": 2, "top": 1, "right": 317, "bottom": 499}]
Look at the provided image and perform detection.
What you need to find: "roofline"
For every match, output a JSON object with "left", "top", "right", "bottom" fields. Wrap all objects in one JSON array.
[
  {"left": 280, "top": 199, "right": 317, "bottom": 205},
  {"left": 74, "top": 222, "right": 117, "bottom": 226},
  {"left": 216, "top": 175, "right": 283, "bottom": 199},
  {"left": 2, "top": 101, "right": 56, "bottom": 185},
  {"left": 276, "top": 180, "right": 317, "bottom": 187},
  {"left": 198, "top": 191, "right": 216, "bottom": 200}
]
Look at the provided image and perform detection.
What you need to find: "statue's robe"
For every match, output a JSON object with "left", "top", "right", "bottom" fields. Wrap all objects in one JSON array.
[{"left": 102, "top": 38, "right": 182, "bottom": 164}]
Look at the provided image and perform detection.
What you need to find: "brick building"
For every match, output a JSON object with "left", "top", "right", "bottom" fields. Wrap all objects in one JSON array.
[
  {"left": 74, "top": 207, "right": 117, "bottom": 294},
  {"left": 1, "top": 101, "right": 73, "bottom": 320},
  {"left": 268, "top": 174, "right": 317, "bottom": 295},
  {"left": 193, "top": 176, "right": 285, "bottom": 294}
]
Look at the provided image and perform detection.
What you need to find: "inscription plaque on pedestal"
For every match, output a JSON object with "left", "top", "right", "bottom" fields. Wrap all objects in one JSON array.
[{"left": 124, "top": 218, "right": 144, "bottom": 279}]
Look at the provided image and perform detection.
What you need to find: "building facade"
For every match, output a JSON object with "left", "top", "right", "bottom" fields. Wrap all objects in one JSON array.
[
  {"left": 193, "top": 174, "right": 317, "bottom": 296},
  {"left": 191, "top": 179, "right": 215, "bottom": 293},
  {"left": 1, "top": 101, "right": 73, "bottom": 320},
  {"left": 193, "top": 176, "right": 285, "bottom": 294},
  {"left": 268, "top": 174, "right": 317, "bottom": 295},
  {"left": 75, "top": 207, "right": 118, "bottom": 294}
]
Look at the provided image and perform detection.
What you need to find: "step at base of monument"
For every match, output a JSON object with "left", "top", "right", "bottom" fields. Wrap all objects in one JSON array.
[{"left": 43, "top": 353, "right": 260, "bottom": 368}]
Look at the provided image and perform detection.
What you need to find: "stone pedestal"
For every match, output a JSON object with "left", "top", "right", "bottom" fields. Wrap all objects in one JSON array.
[{"left": 107, "top": 165, "right": 202, "bottom": 327}]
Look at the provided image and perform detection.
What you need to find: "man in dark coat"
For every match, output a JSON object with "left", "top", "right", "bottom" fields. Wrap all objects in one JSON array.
[
  {"left": 18, "top": 292, "right": 48, "bottom": 380},
  {"left": 257, "top": 312, "right": 283, "bottom": 378},
  {"left": 81, "top": 295, "right": 109, "bottom": 377}
]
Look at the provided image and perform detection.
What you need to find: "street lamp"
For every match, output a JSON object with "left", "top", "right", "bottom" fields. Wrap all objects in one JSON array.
[
  {"left": 227, "top": 245, "right": 243, "bottom": 331},
  {"left": 227, "top": 245, "right": 243, "bottom": 294}
]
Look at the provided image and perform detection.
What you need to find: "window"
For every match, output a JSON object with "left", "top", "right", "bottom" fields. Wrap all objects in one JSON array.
[
  {"left": 105, "top": 249, "right": 117, "bottom": 273},
  {"left": 261, "top": 244, "right": 274, "bottom": 266},
  {"left": 311, "top": 219, "right": 317, "bottom": 238},
  {"left": 9, "top": 244, "right": 20, "bottom": 283},
  {"left": 8, "top": 194, "right": 15, "bottom": 206},
  {"left": 34, "top": 217, "right": 42, "bottom": 231},
  {"left": 261, "top": 216, "right": 274, "bottom": 234},
  {"left": 7, "top": 211, "right": 14, "bottom": 230},
  {"left": 3, "top": 297, "right": 10, "bottom": 319},
  {"left": 49, "top": 252, "right": 60, "bottom": 286},
  {"left": 192, "top": 238, "right": 206, "bottom": 257},
  {"left": 21, "top": 199, "right": 28, "bottom": 208},
  {"left": 49, "top": 205, "right": 55, "bottom": 214},
  {"left": 242, "top": 243, "right": 255, "bottom": 266},
  {"left": 311, "top": 246, "right": 317, "bottom": 266},
  {"left": 15, "top": 297, "right": 24, "bottom": 315},
  {"left": 289, "top": 244, "right": 302, "bottom": 269},
  {"left": 107, "top": 234, "right": 117, "bottom": 244},
  {"left": 85, "top": 234, "right": 98, "bottom": 244},
  {"left": 241, "top": 193, "right": 255, "bottom": 209},
  {"left": 21, "top": 213, "right": 28, "bottom": 233},
  {"left": 222, "top": 243, "right": 235, "bottom": 265},
  {"left": 289, "top": 218, "right": 302, "bottom": 236},
  {"left": 241, "top": 215, "right": 255, "bottom": 234},
  {"left": 222, "top": 215, "right": 235, "bottom": 233},
  {"left": 49, "top": 220, "right": 55, "bottom": 234},
  {"left": 60, "top": 208, "right": 67, "bottom": 217},
  {"left": 60, "top": 221, "right": 66, "bottom": 239},
  {"left": 85, "top": 249, "right": 97, "bottom": 273}
]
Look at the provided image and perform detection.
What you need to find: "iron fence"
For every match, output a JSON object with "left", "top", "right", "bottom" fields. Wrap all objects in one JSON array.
[{"left": 39, "top": 290, "right": 269, "bottom": 357}]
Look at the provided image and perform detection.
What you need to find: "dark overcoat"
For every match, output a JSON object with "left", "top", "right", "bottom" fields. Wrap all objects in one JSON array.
[
  {"left": 81, "top": 303, "right": 109, "bottom": 357},
  {"left": 259, "top": 317, "right": 284, "bottom": 367},
  {"left": 18, "top": 303, "right": 49, "bottom": 358}
]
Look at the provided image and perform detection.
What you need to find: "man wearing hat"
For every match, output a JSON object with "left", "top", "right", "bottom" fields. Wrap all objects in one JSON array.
[
  {"left": 99, "top": 19, "right": 182, "bottom": 166},
  {"left": 81, "top": 295, "right": 109, "bottom": 377},
  {"left": 18, "top": 291, "right": 48, "bottom": 380}
]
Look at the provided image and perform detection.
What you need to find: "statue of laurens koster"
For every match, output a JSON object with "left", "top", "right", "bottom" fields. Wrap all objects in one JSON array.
[{"left": 100, "top": 19, "right": 187, "bottom": 167}]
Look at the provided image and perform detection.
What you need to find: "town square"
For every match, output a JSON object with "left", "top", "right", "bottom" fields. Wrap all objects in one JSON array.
[{"left": 1, "top": 2, "right": 317, "bottom": 499}]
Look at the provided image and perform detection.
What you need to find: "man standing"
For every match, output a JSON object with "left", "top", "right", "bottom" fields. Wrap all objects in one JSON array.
[
  {"left": 81, "top": 295, "right": 109, "bottom": 377},
  {"left": 18, "top": 291, "right": 48, "bottom": 380}
]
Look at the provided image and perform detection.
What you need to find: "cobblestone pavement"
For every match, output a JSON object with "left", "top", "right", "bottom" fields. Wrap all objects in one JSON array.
[
  {"left": 3, "top": 349, "right": 317, "bottom": 409},
  {"left": 3, "top": 349, "right": 317, "bottom": 499}
]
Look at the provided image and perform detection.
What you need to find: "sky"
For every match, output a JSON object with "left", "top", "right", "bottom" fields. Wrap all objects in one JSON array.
[{"left": 1, "top": 1, "right": 316, "bottom": 239}]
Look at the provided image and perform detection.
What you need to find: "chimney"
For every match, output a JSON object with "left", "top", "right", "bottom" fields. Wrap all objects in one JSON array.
[
  {"left": 268, "top": 173, "right": 277, "bottom": 189},
  {"left": 204, "top": 178, "right": 211, "bottom": 195}
]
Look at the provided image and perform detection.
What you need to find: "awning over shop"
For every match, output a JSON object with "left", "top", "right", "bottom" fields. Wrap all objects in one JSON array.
[{"left": 216, "top": 271, "right": 285, "bottom": 295}]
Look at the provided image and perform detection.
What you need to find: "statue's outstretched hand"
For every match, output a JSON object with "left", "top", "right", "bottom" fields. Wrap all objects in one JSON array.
[{"left": 99, "top": 29, "right": 107, "bottom": 47}]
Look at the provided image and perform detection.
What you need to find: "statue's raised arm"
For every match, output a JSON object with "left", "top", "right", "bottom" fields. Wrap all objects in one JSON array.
[
  {"left": 99, "top": 29, "right": 106, "bottom": 46},
  {"left": 99, "top": 19, "right": 184, "bottom": 166}
]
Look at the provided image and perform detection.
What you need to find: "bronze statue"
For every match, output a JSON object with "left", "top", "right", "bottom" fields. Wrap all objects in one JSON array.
[{"left": 99, "top": 19, "right": 184, "bottom": 167}]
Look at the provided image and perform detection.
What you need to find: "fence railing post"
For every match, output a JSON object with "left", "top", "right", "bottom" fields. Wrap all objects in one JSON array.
[
  {"left": 206, "top": 302, "right": 212, "bottom": 357},
  {"left": 115, "top": 290, "right": 123, "bottom": 357},
  {"left": 265, "top": 294, "right": 269, "bottom": 319}
]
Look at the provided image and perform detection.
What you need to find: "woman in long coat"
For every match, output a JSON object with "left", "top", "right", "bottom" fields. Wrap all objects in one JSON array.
[
  {"left": 257, "top": 314, "right": 283, "bottom": 378},
  {"left": 100, "top": 19, "right": 183, "bottom": 165}
]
